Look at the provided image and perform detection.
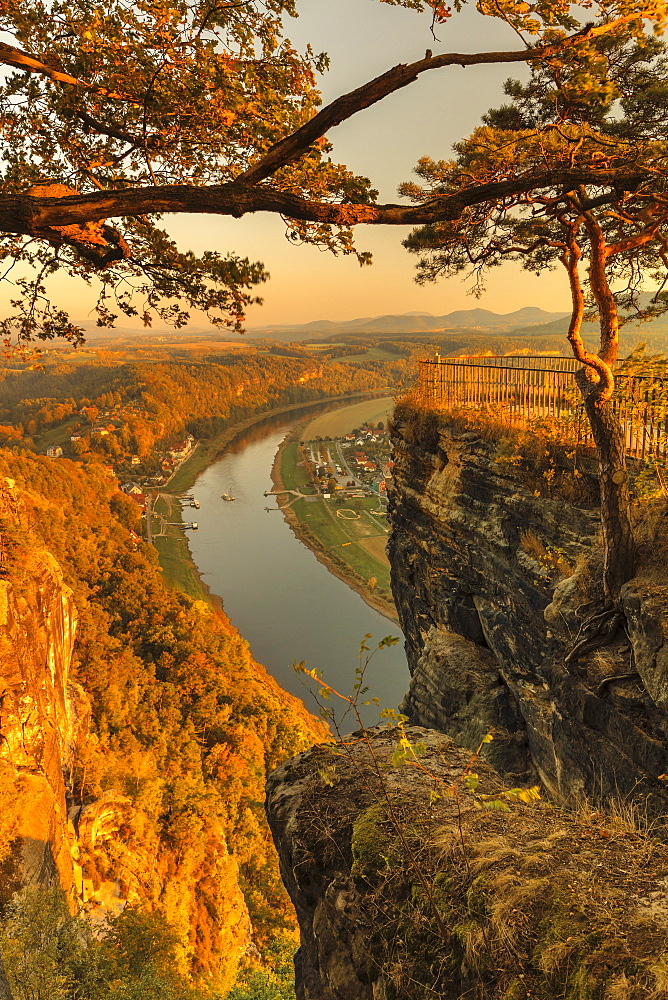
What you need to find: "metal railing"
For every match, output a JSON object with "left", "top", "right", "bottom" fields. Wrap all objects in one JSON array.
[
  {"left": 430, "top": 354, "right": 582, "bottom": 372},
  {"left": 418, "top": 356, "right": 668, "bottom": 463}
]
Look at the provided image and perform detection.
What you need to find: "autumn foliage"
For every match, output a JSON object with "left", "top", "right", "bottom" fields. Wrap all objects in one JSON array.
[{"left": 0, "top": 448, "right": 325, "bottom": 989}]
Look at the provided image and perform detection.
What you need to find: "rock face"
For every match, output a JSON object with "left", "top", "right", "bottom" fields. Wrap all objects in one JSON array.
[
  {"left": 0, "top": 549, "right": 80, "bottom": 901},
  {"left": 266, "top": 727, "right": 506, "bottom": 1000},
  {"left": 266, "top": 725, "right": 668, "bottom": 1000},
  {"left": 265, "top": 410, "right": 668, "bottom": 1000},
  {"left": 387, "top": 412, "right": 668, "bottom": 807}
]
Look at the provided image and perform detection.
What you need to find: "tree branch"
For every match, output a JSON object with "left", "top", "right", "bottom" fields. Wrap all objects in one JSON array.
[
  {"left": 237, "top": 13, "right": 660, "bottom": 186},
  {"left": 5, "top": 167, "right": 648, "bottom": 241},
  {"left": 0, "top": 41, "right": 133, "bottom": 100},
  {"left": 580, "top": 189, "right": 621, "bottom": 368},
  {"left": 560, "top": 231, "right": 615, "bottom": 400},
  {"left": 74, "top": 109, "right": 142, "bottom": 146}
]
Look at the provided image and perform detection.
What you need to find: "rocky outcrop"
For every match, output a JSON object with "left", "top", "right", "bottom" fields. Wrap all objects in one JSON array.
[
  {"left": 0, "top": 548, "right": 80, "bottom": 902},
  {"left": 622, "top": 579, "right": 668, "bottom": 711},
  {"left": 265, "top": 410, "right": 668, "bottom": 1000},
  {"left": 267, "top": 725, "right": 668, "bottom": 1000},
  {"left": 388, "top": 412, "right": 668, "bottom": 807}
]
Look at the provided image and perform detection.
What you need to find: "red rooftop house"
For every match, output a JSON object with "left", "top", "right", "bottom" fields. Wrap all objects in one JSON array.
[
  {"left": 129, "top": 492, "right": 147, "bottom": 512},
  {"left": 169, "top": 434, "right": 194, "bottom": 461}
]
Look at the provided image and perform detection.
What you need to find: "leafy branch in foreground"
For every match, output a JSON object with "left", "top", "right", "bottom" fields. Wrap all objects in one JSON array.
[{"left": 0, "top": 1, "right": 664, "bottom": 342}]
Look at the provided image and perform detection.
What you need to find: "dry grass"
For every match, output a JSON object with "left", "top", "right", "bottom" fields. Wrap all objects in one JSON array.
[
  {"left": 649, "top": 957, "right": 668, "bottom": 996},
  {"left": 393, "top": 395, "right": 598, "bottom": 507},
  {"left": 606, "top": 972, "right": 633, "bottom": 1000},
  {"left": 359, "top": 534, "right": 390, "bottom": 565},
  {"left": 392, "top": 393, "right": 442, "bottom": 451},
  {"left": 565, "top": 791, "right": 658, "bottom": 839}
]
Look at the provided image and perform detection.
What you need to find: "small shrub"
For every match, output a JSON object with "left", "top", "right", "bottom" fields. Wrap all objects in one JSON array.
[
  {"left": 520, "top": 530, "right": 576, "bottom": 580},
  {"left": 394, "top": 399, "right": 597, "bottom": 507}
]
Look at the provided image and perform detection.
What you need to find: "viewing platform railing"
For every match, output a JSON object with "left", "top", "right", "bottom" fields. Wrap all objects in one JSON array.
[{"left": 417, "top": 355, "right": 668, "bottom": 463}]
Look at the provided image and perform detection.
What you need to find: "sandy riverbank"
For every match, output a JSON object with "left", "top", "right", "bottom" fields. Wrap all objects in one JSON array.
[{"left": 271, "top": 424, "right": 399, "bottom": 625}]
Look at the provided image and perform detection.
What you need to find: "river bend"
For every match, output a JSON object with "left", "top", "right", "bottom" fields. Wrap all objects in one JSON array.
[{"left": 185, "top": 413, "right": 409, "bottom": 724}]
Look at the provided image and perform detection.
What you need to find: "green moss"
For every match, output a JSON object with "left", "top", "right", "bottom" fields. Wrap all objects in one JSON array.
[
  {"left": 350, "top": 802, "right": 398, "bottom": 880},
  {"left": 536, "top": 898, "right": 586, "bottom": 951},
  {"left": 530, "top": 897, "right": 613, "bottom": 1000},
  {"left": 452, "top": 919, "right": 476, "bottom": 944},
  {"left": 565, "top": 966, "right": 600, "bottom": 1000},
  {"left": 466, "top": 875, "right": 489, "bottom": 920},
  {"left": 504, "top": 979, "right": 528, "bottom": 1000},
  {"left": 432, "top": 872, "right": 455, "bottom": 907}
]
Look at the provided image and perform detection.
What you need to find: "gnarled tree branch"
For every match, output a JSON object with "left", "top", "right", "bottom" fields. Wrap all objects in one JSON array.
[
  {"left": 237, "top": 13, "right": 660, "bottom": 185},
  {"left": 0, "top": 41, "right": 133, "bottom": 101},
  {"left": 3, "top": 167, "right": 647, "bottom": 243}
]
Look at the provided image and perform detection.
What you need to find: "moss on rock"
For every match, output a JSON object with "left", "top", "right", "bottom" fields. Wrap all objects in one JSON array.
[
  {"left": 351, "top": 802, "right": 399, "bottom": 880},
  {"left": 267, "top": 726, "right": 668, "bottom": 1000}
]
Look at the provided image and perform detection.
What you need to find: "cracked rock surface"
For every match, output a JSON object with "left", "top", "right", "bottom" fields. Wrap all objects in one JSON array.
[{"left": 388, "top": 415, "right": 668, "bottom": 807}]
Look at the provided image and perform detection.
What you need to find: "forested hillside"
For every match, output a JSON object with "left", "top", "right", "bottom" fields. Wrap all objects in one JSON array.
[
  {"left": 0, "top": 354, "right": 393, "bottom": 468},
  {"left": 0, "top": 447, "right": 326, "bottom": 993}
]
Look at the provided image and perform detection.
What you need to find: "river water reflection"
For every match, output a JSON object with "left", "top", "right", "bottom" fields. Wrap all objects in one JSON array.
[{"left": 186, "top": 410, "right": 409, "bottom": 724}]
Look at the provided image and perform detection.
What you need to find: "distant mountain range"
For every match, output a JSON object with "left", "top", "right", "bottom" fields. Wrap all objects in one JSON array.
[
  {"left": 246, "top": 307, "right": 571, "bottom": 340},
  {"left": 79, "top": 299, "right": 668, "bottom": 349}
]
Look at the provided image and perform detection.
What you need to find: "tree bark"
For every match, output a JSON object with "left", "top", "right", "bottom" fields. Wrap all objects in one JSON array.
[
  {"left": 0, "top": 166, "right": 645, "bottom": 244},
  {"left": 580, "top": 379, "right": 636, "bottom": 602},
  {"left": 562, "top": 224, "right": 635, "bottom": 603}
]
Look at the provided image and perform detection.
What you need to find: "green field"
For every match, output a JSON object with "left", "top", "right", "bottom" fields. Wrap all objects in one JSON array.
[
  {"left": 279, "top": 440, "right": 315, "bottom": 493},
  {"left": 302, "top": 397, "right": 394, "bottom": 440},
  {"left": 282, "top": 432, "right": 392, "bottom": 600},
  {"left": 330, "top": 347, "right": 399, "bottom": 363},
  {"left": 145, "top": 494, "right": 214, "bottom": 605},
  {"left": 34, "top": 416, "right": 79, "bottom": 452},
  {"left": 153, "top": 530, "right": 214, "bottom": 603},
  {"left": 295, "top": 494, "right": 391, "bottom": 593}
]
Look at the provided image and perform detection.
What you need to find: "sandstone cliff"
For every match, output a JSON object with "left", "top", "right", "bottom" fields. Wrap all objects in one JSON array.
[
  {"left": 387, "top": 408, "right": 668, "bottom": 807},
  {"left": 0, "top": 545, "right": 79, "bottom": 904},
  {"left": 267, "top": 725, "right": 668, "bottom": 1000}
]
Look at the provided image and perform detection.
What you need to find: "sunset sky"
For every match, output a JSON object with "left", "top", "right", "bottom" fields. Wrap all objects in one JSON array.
[{"left": 28, "top": 0, "right": 572, "bottom": 331}]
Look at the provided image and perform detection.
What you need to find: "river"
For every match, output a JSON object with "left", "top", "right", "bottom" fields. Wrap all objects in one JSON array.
[{"left": 185, "top": 410, "right": 410, "bottom": 726}]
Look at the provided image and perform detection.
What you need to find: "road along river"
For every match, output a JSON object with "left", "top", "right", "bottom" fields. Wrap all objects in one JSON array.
[{"left": 185, "top": 411, "right": 410, "bottom": 725}]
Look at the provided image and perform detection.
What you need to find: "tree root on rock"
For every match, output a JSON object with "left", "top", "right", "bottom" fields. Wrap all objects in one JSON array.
[
  {"left": 595, "top": 671, "right": 641, "bottom": 697},
  {"left": 563, "top": 603, "right": 647, "bottom": 702},
  {"left": 564, "top": 602, "right": 624, "bottom": 666}
]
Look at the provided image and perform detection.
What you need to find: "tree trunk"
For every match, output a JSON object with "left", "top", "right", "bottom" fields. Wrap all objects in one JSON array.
[
  {"left": 579, "top": 376, "right": 635, "bottom": 602},
  {"left": 567, "top": 208, "right": 635, "bottom": 604}
]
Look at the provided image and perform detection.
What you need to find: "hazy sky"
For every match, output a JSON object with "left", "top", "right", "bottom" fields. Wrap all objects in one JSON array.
[{"left": 28, "top": 1, "right": 573, "bottom": 330}]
